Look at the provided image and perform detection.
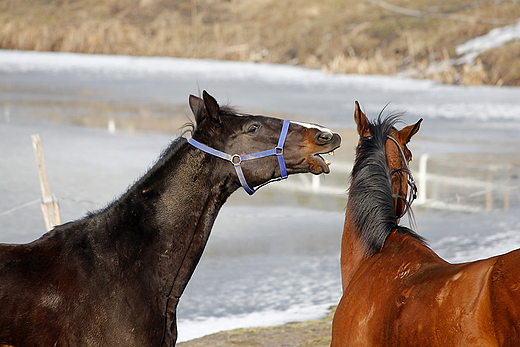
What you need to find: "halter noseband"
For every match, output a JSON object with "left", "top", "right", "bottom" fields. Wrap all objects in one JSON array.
[
  {"left": 386, "top": 135, "right": 417, "bottom": 219},
  {"left": 188, "top": 119, "right": 291, "bottom": 195}
]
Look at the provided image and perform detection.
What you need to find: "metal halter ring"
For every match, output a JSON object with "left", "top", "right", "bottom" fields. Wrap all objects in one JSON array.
[{"left": 231, "top": 154, "right": 242, "bottom": 165}]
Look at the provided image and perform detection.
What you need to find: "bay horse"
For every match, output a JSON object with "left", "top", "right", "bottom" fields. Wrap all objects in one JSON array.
[
  {"left": 331, "top": 102, "right": 520, "bottom": 346},
  {"left": 0, "top": 90, "right": 341, "bottom": 347}
]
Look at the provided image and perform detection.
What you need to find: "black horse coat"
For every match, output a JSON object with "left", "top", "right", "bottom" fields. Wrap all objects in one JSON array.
[{"left": 0, "top": 91, "right": 341, "bottom": 346}]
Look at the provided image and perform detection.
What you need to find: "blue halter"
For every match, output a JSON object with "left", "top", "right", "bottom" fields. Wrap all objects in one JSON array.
[{"left": 188, "top": 119, "right": 291, "bottom": 195}]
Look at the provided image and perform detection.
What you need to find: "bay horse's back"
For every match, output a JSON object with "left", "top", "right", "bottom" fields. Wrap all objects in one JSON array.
[{"left": 489, "top": 248, "right": 520, "bottom": 345}]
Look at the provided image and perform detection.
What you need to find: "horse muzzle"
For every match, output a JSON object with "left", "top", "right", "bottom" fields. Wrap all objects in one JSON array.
[{"left": 309, "top": 131, "right": 341, "bottom": 174}]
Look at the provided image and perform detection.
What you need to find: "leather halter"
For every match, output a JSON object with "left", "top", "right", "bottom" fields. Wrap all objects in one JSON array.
[
  {"left": 386, "top": 135, "right": 417, "bottom": 219},
  {"left": 188, "top": 119, "right": 291, "bottom": 195}
]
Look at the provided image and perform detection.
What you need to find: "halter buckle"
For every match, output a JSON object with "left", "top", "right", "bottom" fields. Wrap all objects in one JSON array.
[{"left": 231, "top": 154, "right": 242, "bottom": 165}]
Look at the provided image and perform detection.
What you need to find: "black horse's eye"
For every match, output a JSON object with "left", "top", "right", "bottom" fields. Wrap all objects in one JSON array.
[{"left": 247, "top": 124, "right": 260, "bottom": 133}]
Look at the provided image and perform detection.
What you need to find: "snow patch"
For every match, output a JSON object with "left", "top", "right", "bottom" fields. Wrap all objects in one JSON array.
[{"left": 456, "top": 19, "right": 520, "bottom": 65}]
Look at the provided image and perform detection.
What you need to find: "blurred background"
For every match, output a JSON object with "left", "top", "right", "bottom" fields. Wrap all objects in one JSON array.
[
  {"left": 1, "top": 0, "right": 520, "bottom": 86},
  {"left": 1, "top": 0, "right": 520, "bottom": 343}
]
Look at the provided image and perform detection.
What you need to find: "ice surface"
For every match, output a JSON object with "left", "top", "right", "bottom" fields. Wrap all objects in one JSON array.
[{"left": 1, "top": 50, "right": 519, "bottom": 342}]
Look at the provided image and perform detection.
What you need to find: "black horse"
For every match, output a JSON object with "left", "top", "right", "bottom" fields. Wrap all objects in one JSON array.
[{"left": 0, "top": 91, "right": 341, "bottom": 347}]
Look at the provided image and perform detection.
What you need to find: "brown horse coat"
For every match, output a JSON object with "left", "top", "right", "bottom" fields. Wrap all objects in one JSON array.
[{"left": 331, "top": 103, "right": 520, "bottom": 346}]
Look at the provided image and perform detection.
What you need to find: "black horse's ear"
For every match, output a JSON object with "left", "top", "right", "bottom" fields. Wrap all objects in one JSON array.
[
  {"left": 202, "top": 90, "right": 221, "bottom": 124},
  {"left": 189, "top": 94, "right": 205, "bottom": 125},
  {"left": 354, "top": 101, "right": 369, "bottom": 137}
]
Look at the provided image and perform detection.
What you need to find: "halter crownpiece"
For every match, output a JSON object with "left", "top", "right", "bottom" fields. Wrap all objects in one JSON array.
[{"left": 188, "top": 119, "right": 291, "bottom": 195}]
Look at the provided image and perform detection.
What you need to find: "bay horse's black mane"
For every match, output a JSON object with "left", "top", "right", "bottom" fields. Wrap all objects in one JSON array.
[{"left": 349, "top": 115, "right": 425, "bottom": 256}]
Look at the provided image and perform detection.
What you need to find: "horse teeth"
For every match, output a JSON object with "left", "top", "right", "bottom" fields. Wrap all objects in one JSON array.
[
  {"left": 325, "top": 159, "right": 331, "bottom": 166},
  {"left": 328, "top": 151, "right": 335, "bottom": 156}
]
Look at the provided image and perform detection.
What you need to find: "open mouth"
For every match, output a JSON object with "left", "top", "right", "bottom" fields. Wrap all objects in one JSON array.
[{"left": 313, "top": 147, "right": 339, "bottom": 174}]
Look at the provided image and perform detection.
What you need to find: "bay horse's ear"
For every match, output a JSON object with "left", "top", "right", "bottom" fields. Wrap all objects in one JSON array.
[
  {"left": 398, "top": 118, "right": 423, "bottom": 144},
  {"left": 202, "top": 90, "right": 221, "bottom": 124},
  {"left": 354, "top": 101, "right": 370, "bottom": 137},
  {"left": 189, "top": 94, "right": 205, "bottom": 125}
]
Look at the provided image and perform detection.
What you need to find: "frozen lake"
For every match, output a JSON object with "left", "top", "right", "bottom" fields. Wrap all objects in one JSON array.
[{"left": 1, "top": 50, "right": 520, "bottom": 341}]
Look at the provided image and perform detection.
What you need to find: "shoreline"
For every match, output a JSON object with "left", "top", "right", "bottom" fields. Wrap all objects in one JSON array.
[{"left": 178, "top": 307, "right": 336, "bottom": 347}]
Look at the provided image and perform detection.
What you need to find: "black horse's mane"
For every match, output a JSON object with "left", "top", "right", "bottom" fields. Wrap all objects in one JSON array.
[
  {"left": 87, "top": 105, "right": 242, "bottom": 219},
  {"left": 349, "top": 115, "right": 424, "bottom": 256},
  {"left": 83, "top": 136, "right": 188, "bottom": 220},
  {"left": 180, "top": 104, "right": 239, "bottom": 137}
]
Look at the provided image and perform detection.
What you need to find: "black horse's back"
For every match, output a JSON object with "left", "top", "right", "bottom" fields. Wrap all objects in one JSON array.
[
  {"left": 0, "top": 223, "right": 77, "bottom": 346},
  {"left": 1, "top": 217, "right": 167, "bottom": 346}
]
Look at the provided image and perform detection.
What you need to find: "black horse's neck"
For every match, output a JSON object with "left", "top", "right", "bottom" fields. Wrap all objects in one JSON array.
[{"left": 84, "top": 137, "right": 239, "bottom": 345}]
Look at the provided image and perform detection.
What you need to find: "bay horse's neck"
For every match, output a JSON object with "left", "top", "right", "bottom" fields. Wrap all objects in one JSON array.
[
  {"left": 339, "top": 118, "right": 424, "bottom": 292},
  {"left": 340, "top": 209, "right": 368, "bottom": 291},
  {"left": 340, "top": 134, "right": 398, "bottom": 291}
]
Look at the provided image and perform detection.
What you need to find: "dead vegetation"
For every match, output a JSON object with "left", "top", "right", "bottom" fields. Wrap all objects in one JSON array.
[
  {"left": 177, "top": 308, "right": 336, "bottom": 347},
  {"left": 1, "top": 0, "right": 519, "bottom": 86}
]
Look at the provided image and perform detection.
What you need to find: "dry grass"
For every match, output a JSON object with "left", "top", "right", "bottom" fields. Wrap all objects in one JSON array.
[
  {"left": 177, "top": 307, "right": 336, "bottom": 347},
  {"left": 1, "top": 0, "right": 519, "bottom": 86}
]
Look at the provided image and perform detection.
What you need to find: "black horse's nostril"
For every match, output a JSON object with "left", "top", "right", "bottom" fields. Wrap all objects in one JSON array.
[{"left": 315, "top": 131, "right": 333, "bottom": 144}]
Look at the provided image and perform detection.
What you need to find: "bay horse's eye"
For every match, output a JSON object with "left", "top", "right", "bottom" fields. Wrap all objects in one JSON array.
[{"left": 247, "top": 124, "right": 260, "bottom": 133}]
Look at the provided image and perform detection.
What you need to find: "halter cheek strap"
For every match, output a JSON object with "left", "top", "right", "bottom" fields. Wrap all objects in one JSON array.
[
  {"left": 386, "top": 135, "right": 418, "bottom": 219},
  {"left": 188, "top": 119, "right": 291, "bottom": 195}
]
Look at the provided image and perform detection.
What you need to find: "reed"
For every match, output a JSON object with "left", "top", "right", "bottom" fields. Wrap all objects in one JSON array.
[{"left": 1, "top": 0, "right": 518, "bottom": 86}]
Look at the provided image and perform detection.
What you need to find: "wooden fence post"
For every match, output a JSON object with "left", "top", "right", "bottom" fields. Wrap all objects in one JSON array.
[{"left": 31, "top": 134, "right": 61, "bottom": 231}]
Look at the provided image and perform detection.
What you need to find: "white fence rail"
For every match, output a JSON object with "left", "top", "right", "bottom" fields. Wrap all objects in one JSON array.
[
  {"left": 273, "top": 154, "right": 518, "bottom": 212},
  {"left": 414, "top": 155, "right": 517, "bottom": 212}
]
